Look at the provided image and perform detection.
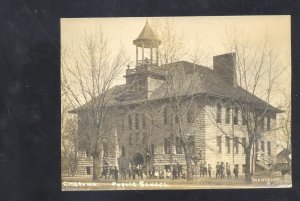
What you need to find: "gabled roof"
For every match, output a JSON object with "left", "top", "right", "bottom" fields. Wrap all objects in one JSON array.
[{"left": 133, "top": 22, "right": 161, "bottom": 48}]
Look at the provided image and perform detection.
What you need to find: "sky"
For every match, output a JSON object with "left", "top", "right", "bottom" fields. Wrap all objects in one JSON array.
[{"left": 61, "top": 16, "right": 291, "bottom": 108}]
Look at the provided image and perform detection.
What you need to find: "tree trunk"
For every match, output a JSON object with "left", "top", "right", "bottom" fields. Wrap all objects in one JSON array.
[
  {"left": 245, "top": 147, "right": 252, "bottom": 184},
  {"left": 183, "top": 144, "right": 193, "bottom": 182},
  {"left": 92, "top": 152, "right": 101, "bottom": 181}
]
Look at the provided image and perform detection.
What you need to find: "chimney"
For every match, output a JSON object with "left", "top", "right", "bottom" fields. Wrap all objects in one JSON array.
[{"left": 213, "top": 53, "right": 237, "bottom": 86}]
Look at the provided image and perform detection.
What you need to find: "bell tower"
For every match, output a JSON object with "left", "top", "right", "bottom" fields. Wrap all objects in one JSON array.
[
  {"left": 124, "top": 21, "right": 162, "bottom": 100},
  {"left": 133, "top": 21, "right": 161, "bottom": 66}
]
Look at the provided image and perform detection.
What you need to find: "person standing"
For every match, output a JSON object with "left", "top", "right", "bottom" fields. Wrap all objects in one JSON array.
[
  {"left": 204, "top": 162, "right": 208, "bottom": 177},
  {"left": 216, "top": 162, "right": 220, "bottom": 179},
  {"left": 226, "top": 163, "right": 231, "bottom": 179},
  {"left": 114, "top": 166, "right": 119, "bottom": 182},
  {"left": 177, "top": 162, "right": 181, "bottom": 179},
  {"left": 208, "top": 164, "right": 212, "bottom": 178},
  {"left": 200, "top": 162, "right": 203, "bottom": 178},
  {"left": 220, "top": 162, "right": 225, "bottom": 179},
  {"left": 172, "top": 165, "right": 178, "bottom": 179},
  {"left": 233, "top": 166, "right": 239, "bottom": 179}
]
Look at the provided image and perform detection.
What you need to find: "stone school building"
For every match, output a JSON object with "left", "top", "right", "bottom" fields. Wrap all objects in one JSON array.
[{"left": 75, "top": 22, "right": 281, "bottom": 177}]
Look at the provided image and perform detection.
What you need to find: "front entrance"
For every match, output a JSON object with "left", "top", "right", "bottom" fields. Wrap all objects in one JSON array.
[{"left": 132, "top": 153, "right": 144, "bottom": 166}]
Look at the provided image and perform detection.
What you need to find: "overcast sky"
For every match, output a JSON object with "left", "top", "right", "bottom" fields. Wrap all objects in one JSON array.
[{"left": 61, "top": 16, "right": 291, "bottom": 108}]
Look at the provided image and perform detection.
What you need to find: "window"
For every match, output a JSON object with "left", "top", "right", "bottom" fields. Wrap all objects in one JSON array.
[
  {"left": 267, "top": 141, "right": 271, "bottom": 155},
  {"left": 242, "top": 164, "right": 246, "bottom": 173},
  {"left": 103, "top": 144, "right": 108, "bottom": 158},
  {"left": 216, "top": 104, "right": 222, "bottom": 123},
  {"left": 164, "top": 138, "right": 171, "bottom": 154},
  {"left": 128, "top": 114, "right": 132, "bottom": 130},
  {"left": 142, "top": 132, "right": 147, "bottom": 145},
  {"left": 121, "top": 118, "right": 125, "bottom": 131},
  {"left": 261, "top": 141, "right": 265, "bottom": 153},
  {"left": 234, "top": 137, "right": 239, "bottom": 154},
  {"left": 136, "top": 132, "right": 139, "bottom": 145},
  {"left": 225, "top": 136, "right": 230, "bottom": 154},
  {"left": 150, "top": 144, "right": 155, "bottom": 155},
  {"left": 175, "top": 113, "right": 179, "bottom": 124},
  {"left": 267, "top": 115, "right": 271, "bottom": 131},
  {"left": 142, "top": 113, "right": 146, "bottom": 128},
  {"left": 226, "top": 107, "right": 231, "bottom": 124},
  {"left": 242, "top": 137, "right": 246, "bottom": 154},
  {"left": 86, "top": 150, "right": 91, "bottom": 157},
  {"left": 188, "top": 136, "right": 195, "bottom": 154},
  {"left": 86, "top": 167, "right": 92, "bottom": 175},
  {"left": 129, "top": 133, "right": 132, "bottom": 145},
  {"left": 121, "top": 146, "right": 125, "bottom": 156},
  {"left": 233, "top": 107, "right": 238, "bottom": 125},
  {"left": 176, "top": 136, "right": 183, "bottom": 154},
  {"left": 234, "top": 164, "right": 239, "bottom": 172},
  {"left": 164, "top": 107, "right": 169, "bottom": 125},
  {"left": 187, "top": 109, "right": 194, "bottom": 123},
  {"left": 260, "top": 116, "right": 265, "bottom": 131},
  {"left": 135, "top": 113, "right": 139, "bottom": 129},
  {"left": 242, "top": 115, "right": 246, "bottom": 125},
  {"left": 217, "top": 136, "right": 222, "bottom": 153}
]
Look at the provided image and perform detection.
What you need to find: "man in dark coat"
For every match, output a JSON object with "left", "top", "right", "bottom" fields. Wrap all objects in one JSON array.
[
  {"left": 216, "top": 162, "right": 220, "bottom": 179},
  {"left": 233, "top": 166, "right": 239, "bottom": 179},
  {"left": 208, "top": 164, "right": 212, "bottom": 178},
  {"left": 114, "top": 166, "right": 119, "bottom": 182}
]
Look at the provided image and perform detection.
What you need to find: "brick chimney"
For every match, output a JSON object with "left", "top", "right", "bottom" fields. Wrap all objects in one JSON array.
[{"left": 213, "top": 53, "right": 237, "bottom": 86}]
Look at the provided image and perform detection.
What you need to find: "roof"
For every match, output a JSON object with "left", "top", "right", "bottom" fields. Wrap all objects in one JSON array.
[
  {"left": 148, "top": 61, "right": 282, "bottom": 112},
  {"left": 72, "top": 61, "right": 283, "bottom": 113},
  {"left": 133, "top": 22, "right": 161, "bottom": 48}
]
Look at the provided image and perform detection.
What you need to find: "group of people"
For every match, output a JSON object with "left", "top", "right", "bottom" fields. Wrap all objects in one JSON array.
[
  {"left": 99, "top": 159, "right": 240, "bottom": 181},
  {"left": 215, "top": 162, "right": 239, "bottom": 179},
  {"left": 100, "top": 159, "right": 119, "bottom": 181}
]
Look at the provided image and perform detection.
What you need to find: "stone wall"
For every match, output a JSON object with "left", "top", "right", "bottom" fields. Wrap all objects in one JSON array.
[{"left": 75, "top": 96, "right": 278, "bottom": 176}]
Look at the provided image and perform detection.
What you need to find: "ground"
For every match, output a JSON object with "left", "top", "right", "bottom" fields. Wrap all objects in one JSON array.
[{"left": 61, "top": 173, "right": 291, "bottom": 190}]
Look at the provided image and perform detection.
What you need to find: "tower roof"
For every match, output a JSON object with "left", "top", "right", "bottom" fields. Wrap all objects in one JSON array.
[{"left": 133, "top": 22, "right": 161, "bottom": 48}]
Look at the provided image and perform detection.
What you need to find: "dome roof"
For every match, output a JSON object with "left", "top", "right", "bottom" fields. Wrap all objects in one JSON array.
[{"left": 133, "top": 22, "right": 161, "bottom": 48}]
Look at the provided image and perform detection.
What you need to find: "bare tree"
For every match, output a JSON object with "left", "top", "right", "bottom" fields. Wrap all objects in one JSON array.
[
  {"left": 61, "top": 116, "right": 78, "bottom": 176},
  {"left": 148, "top": 19, "right": 210, "bottom": 182},
  {"left": 205, "top": 30, "right": 284, "bottom": 183},
  {"left": 277, "top": 94, "right": 291, "bottom": 173},
  {"left": 61, "top": 29, "right": 128, "bottom": 181}
]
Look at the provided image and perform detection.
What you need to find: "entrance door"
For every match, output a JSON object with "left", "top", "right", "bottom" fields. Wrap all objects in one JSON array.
[{"left": 132, "top": 153, "right": 144, "bottom": 166}]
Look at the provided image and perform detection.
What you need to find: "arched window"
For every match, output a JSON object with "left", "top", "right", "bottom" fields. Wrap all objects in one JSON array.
[{"left": 216, "top": 103, "right": 222, "bottom": 123}]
